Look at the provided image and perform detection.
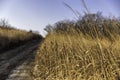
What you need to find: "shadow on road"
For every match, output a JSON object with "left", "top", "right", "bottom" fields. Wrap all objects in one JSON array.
[{"left": 0, "top": 39, "right": 42, "bottom": 80}]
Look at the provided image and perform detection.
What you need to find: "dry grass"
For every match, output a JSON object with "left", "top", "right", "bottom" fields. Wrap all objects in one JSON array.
[
  {"left": 0, "top": 25, "right": 42, "bottom": 51},
  {"left": 31, "top": 14, "right": 120, "bottom": 80},
  {"left": 32, "top": 31, "right": 120, "bottom": 80}
]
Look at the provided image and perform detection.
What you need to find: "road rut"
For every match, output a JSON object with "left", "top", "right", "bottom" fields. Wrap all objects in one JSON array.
[{"left": 0, "top": 40, "right": 40, "bottom": 80}]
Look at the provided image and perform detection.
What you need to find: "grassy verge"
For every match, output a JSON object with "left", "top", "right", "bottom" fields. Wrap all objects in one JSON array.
[{"left": 0, "top": 26, "right": 43, "bottom": 52}]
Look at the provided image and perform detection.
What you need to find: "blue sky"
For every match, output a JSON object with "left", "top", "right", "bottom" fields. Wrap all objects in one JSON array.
[{"left": 0, "top": 0, "right": 120, "bottom": 36}]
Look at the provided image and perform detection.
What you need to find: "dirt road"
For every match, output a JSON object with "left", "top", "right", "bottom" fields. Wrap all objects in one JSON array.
[{"left": 0, "top": 40, "right": 40, "bottom": 80}]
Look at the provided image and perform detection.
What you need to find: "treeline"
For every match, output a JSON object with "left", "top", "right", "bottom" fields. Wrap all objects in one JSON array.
[{"left": 45, "top": 13, "right": 120, "bottom": 40}]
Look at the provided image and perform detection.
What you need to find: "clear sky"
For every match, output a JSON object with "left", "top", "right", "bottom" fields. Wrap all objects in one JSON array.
[{"left": 0, "top": 0, "right": 120, "bottom": 36}]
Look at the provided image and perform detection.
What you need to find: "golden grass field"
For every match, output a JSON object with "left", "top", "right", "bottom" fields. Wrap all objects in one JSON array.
[
  {"left": 31, "top": 15, "right": 120, "bottom": 80},
  {"left": 32, "top": 32, "right": 120, "bottom": 80}
]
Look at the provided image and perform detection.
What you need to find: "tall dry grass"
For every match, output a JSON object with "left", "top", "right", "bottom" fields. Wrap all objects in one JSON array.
[
  {"left": 31, "top": 14, "right": 120, "bottom": 80},
  {"left": 32, "top": 32, "right": 120, "bottom": 80}
]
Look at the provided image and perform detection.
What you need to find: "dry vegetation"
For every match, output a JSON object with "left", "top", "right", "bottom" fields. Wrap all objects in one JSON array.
[
  {"left": 31, "top": 14, "right": 120, "bottom": 80},
  {"left": 0, "top": 20, "right": 42, "bottom": 52}
]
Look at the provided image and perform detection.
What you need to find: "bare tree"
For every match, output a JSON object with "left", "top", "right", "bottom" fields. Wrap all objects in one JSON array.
[{"left": 0, "top": 19, "right": 9, "bottom": 27}]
